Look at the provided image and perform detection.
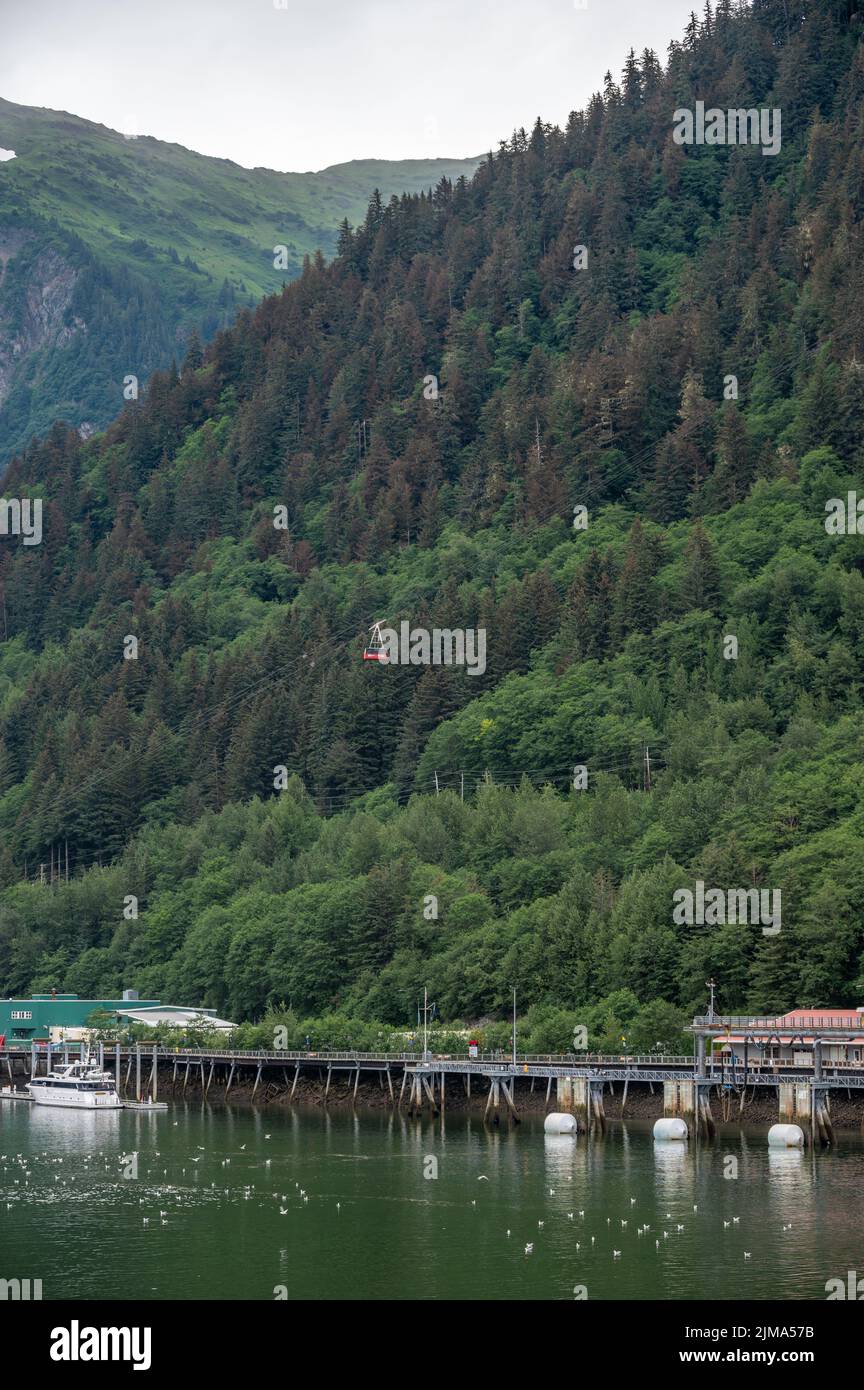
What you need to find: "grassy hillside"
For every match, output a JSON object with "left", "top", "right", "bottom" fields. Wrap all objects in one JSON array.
[
  {"left": 0, "top": 96, "right": 480, "bottom": 463},
  {"left": 0, "top": 0, "right": 862, "bottom": 1045}
]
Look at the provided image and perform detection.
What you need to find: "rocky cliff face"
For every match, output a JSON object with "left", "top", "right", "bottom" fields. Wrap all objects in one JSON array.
[
  {"left": 0, "top": 95, "right": 482, "bottom": 468},
  {"left": 0, "top": 228, "right": 83, "bottom": 414}
]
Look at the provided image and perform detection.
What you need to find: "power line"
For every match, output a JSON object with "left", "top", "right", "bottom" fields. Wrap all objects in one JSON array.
[{"left": 20, "top": 747, "right": 672, "bottom": 883}]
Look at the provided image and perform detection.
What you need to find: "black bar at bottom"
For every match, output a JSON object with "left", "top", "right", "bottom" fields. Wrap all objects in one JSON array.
[{"left": 5, "top": 1296, "right": 857, "bottom": 1374}]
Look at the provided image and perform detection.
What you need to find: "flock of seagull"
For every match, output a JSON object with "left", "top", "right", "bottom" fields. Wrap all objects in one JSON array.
[
  {"left": 0, "top": 1137, "right": 339, "bottom": 1228},
  {"left": 498, "top": 1183, "right": 773, "bottom": 1263},
  {"left": 1, "top": 1140, "right": 793, "bottom": 1280}
]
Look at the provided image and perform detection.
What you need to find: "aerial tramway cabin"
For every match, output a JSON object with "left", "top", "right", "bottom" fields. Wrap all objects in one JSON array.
[{"left": 363, "top": 621, "right": 388, "bottom": 662}]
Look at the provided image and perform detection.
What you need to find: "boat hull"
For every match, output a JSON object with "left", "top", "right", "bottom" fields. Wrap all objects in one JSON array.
[{"left": 26, "top": 1085, "right": 123, "bottom": 1110}]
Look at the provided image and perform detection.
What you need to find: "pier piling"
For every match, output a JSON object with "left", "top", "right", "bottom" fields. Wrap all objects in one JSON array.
[
  {"left": 8, "top": 1031, "right": 863, "bottom": 1143},
  {"left": 590, "top": 1082, "right": 607, "bottom": 1133}
]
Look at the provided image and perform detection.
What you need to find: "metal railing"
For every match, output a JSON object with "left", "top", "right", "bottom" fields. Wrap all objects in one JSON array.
[
  {"left": 694, "top": 1014, "right": 864, "bottom": 1033},
  {"left": 5, "top": 1045, "right": 695, "bottom": 1065},
  {"left": 13, "top": 1044, "right": 864, "bottom": 1072},
  {"left": 152, "top": 1048, "right": 695, "bottom": 1065}
]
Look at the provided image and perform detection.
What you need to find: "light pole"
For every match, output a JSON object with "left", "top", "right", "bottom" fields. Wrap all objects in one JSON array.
[
  {"left": 512, "top": 987, "right": 517, "bottom": 1069},
  {"left": 423, "top": 985, "right": 429, "bottom": 1062},
  {"left": 706, "top": 977, "right": 717, "bottom": 1023},
  {"left": 419, "top": 987, "right": 436, "bottom": 1063}
]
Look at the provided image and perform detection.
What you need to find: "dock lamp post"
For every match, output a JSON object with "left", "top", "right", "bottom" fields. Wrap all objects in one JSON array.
[
  {"left": 512, "top": 987, "right": 517, "bottom": 1069},
  {"left": 423, "top": 986, "right": 429, "bottom": 1062},
  {"left": 706, "top": 977, "right": 717, "bottom": 1023},
  {"left": 419, "top": 987, "right": 437, "bottom": 1063}
]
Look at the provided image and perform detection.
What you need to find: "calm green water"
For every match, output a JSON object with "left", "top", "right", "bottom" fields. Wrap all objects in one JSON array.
[{"left": 1, "top": 1101, "right": 861, "bottom": 1301}]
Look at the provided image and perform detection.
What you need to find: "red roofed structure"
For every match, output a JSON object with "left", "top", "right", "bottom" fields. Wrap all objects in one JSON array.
[{"left": 716, "top": 1008, "right": 864, "bottom": 1065}]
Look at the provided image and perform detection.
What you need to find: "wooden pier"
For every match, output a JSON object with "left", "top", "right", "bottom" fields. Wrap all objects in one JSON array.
[{"left": 1, "top": 1021, "right": 862, "bottom": 1141}]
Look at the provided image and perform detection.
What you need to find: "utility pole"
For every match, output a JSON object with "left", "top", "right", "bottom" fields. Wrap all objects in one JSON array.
[
  {"left": 418, "top": 989, "right": 438, "bottom": 1063},
  {"left": 423, "top": 986, "right": 429, "bottom": 1062},
  {"left": 644, "top": 745, "right": 652, "bottom": 792},
  {"left": 354, "top": 418, "right": 370, "bottom": 469}
]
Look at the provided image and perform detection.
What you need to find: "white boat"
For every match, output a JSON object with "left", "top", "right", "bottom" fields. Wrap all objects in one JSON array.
[{"left": 27, "top": 1060, "right": 123, "bottom": 1110}]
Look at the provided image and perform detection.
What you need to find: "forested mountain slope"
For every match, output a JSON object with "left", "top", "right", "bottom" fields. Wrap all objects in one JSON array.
[
  {"left": 0, "top": 0, "right": 862, "bottom": 1041},
  {"left": 0, "top": 96, "right": 479, "bottom": 466}
]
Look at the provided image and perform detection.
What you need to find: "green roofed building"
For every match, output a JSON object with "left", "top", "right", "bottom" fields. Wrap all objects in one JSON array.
[
  {"left": 0, "top": 993, "right": 234, "bottom": 1044},
  {"left": 0, "top": 992, "right": 162, "bottom": 1043}
]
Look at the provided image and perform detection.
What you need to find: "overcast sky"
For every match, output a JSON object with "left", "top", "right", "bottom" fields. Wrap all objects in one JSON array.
[{"left": 1, "top": 0, "right": 700, "bottom": 172}]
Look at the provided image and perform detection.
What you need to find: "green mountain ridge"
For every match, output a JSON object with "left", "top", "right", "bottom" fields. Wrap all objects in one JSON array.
[
  {"left": 0, "top": 0, "right": 862, "bottom": 1044},
  {"left": 0, "top": 95, "right": 480, "bottom": 465}
]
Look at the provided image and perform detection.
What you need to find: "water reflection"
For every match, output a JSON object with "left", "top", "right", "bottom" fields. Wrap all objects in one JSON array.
[{"left": 0, "top": 1105, "right": 858, "bottom": 1301}]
